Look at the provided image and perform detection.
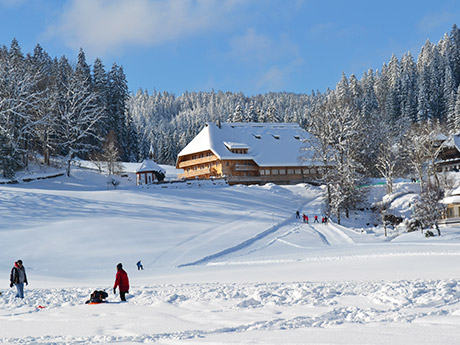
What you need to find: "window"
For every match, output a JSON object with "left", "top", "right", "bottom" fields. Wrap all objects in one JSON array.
[
  {"left": 272, "top": 169, "right": 279, "bottom": 175},
  {"left": 295, "top": 169, "right": 301, "bottom": 174},
  {"left": 287, "top": 169, "right": 294, "bottom": 175},
  {"left": 279, "top": 169, "right": 286, "bottom": 175},
  {"left": 260, "top": 170, "right": 265, "bottom": 175}
]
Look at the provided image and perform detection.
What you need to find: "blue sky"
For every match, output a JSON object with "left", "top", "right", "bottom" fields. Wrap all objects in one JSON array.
[{"left": 0, "top": 0, "right": 459, "bottom": 95}]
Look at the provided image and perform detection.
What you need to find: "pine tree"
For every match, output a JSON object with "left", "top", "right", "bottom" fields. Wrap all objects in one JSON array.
[
  {"left": 92, "top": 58, "right": 109, "bottom": 141},
  {"left": 454, "top": 85, "right": 460, "bottom": 131},
  {"left": 108, "top": 63, "right": 129, "bottom": 160}
]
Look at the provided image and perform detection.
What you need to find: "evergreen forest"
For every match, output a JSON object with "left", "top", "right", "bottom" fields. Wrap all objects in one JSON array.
[{"left": 1, "top": 24, "right": 460, "bottom": 190}]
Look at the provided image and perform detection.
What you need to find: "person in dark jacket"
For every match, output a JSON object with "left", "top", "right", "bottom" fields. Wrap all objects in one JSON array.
[
  {"left": 10, "top": 260, "right": 28, "bottom": 298},
  {"left": 113, "top": 263, "right": 130, "bottom": 301}
]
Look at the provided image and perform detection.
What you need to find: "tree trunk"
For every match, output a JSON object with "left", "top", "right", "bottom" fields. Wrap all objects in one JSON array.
[
  {"left": 66, "top": 152, "right": 72, "bottom": 177},
  {"left": 386, "top": 177, "right": 393, "bottom": 195}
]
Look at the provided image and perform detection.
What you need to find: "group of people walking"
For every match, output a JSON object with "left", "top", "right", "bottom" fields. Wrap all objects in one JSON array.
[
  {"left": 9, "top": 259, "right": 143, "bottom": 302},
  {"left": 295, "top": 211, "right": 328, "bottom": 224}
]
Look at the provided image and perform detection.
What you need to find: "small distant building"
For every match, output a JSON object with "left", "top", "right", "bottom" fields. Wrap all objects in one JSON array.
[
  {"left": 175, "top": 122, "right": 327, "bottom": 185},
  {"left": 435, "top": 133, "right": 460, "bottom": 172},
  {"left": 135, "top": 159, "right": 165, "bottom": 185},
  {"left": 441, "top": 187, "right": 460, "bottom": 225}
]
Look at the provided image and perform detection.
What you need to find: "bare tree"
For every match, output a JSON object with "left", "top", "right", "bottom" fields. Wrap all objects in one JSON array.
[
  {"left": 403, "top": 121, "right": 444, "bottom": 191},
  {"left": 101, "top": 130, "right": 124, "bottom": 175}
]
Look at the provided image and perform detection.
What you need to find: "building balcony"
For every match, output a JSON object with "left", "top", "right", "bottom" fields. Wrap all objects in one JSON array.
[
  {"left": 179, "top": 167, "right": 214, "bottom": 179},
  {"left": 178, "top": 156, "right": 217, "bottom": 168}
]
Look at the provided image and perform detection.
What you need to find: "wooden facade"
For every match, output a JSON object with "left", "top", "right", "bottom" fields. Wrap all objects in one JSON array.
[
  {"left": 136, "top": 171, "right": 157, "bottom": 185},
  {"left": 177, "top": 150, "right": 325, "bottom": 185}
]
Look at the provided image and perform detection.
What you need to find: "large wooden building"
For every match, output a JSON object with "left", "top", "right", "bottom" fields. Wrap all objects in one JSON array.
[{"left": 176, "top": 122, "right": 326, "bottom": 185}]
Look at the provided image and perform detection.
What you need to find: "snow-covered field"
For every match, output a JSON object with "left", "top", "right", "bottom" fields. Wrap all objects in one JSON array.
[{"left": 1, "top": 167, "right": 460, "bottom": 344}]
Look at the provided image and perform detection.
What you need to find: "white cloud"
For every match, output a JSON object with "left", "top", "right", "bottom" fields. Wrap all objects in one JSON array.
[
  {"left": 256, "top": 65, "right": 285, "bottom": 91},
  {"left": 44, "top": 0, "right": 240, "bottom": 56},
  {"left": 226, "top": 28, "right": 304, "bottom": 92},
  {"left": 229, "top": 28, "right": 300, "bottom": 64},
  {"left": 255, "top": 58, "right": 304, "bottom": 93},
  {"left": 229, "top": 28, "right": 273, "bottom": 62},
  {"left": 418, "top": 11, "right": 457, "bottom": 34}
]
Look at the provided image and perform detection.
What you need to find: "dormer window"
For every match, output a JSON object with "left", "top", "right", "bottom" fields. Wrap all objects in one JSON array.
[
  {"left": 253, "top": 134, "right": 261, "bottom": 139},
  {"left": 272, "top": 135, "right": 280, "bottom": 139},
  {"left": 293, "top": 135, "right": 300, "bottom": 140},
  {"left": 230, "top": 148, "right": 248, "bottom": 154},
  {"left": 224, "top": 141, "right": 249, "bottom": 154}
]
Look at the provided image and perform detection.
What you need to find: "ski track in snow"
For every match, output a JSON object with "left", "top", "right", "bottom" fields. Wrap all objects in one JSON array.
[
  {"left": 178, "top": 189, "right": 359, "bottom": 267},
  {"left": 1, "top": 279, "right": 460, "bottom": 344},
  {"left": 178, "top": 215, "right": 298, "bottom": 267},
  {"left": 180, "top": 216, "right": 356, "bottom": 267}
]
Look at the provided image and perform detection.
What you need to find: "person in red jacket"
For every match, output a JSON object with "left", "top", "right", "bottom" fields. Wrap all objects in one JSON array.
[{"left": 113, "top": 263, "right": 130, "bottom": 301}]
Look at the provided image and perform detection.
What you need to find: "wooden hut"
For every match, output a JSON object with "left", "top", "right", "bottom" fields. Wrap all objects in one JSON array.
[{"left": 135, "top": 159, "right": 165, "bottom": 185}]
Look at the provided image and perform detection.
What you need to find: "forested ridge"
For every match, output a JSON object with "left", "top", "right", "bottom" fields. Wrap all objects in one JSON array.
[{"left": 1, "top": 24, "right": 460, "bottom": 185}]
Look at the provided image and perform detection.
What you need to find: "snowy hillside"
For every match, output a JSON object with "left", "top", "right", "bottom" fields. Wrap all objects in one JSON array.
[{"left": 1, "top": 168, "right": 460, "bottom": 344}]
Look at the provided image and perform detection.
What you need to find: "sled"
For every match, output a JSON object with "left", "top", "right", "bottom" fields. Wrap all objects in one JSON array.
[{"left": 87, "top": 301, "right": 108, "bottom": 305}]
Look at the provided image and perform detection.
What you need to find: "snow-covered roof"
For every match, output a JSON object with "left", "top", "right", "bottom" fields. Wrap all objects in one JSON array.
[
  {"left": 135, "top": 159, "right": 165, "bottom": 173},
  {"left": 177, "top": 122, "right": 321, "bottom": 167},
  {"left": 443, "top": 195, "right": 460, "bottom": 205},
  {"left": 436, "top": 133, "right": 448, "bottom": 141},
  {"left": 442, "top": 186, "right": 460, "bottom": 204},
  {"left": 439, "top": 134, "right": 460, "bottom": 152}
]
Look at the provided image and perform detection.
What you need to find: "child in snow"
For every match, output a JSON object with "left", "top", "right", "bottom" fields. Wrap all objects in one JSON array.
[
  {"left": 113, "top": 263, "right": 130, "bottom": 302},
  {"left": 136, "top": 260, "right": 144, "bottom": 270},
  {"left": 86, "top": 290, "right": 108, "bottom": 304}
]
